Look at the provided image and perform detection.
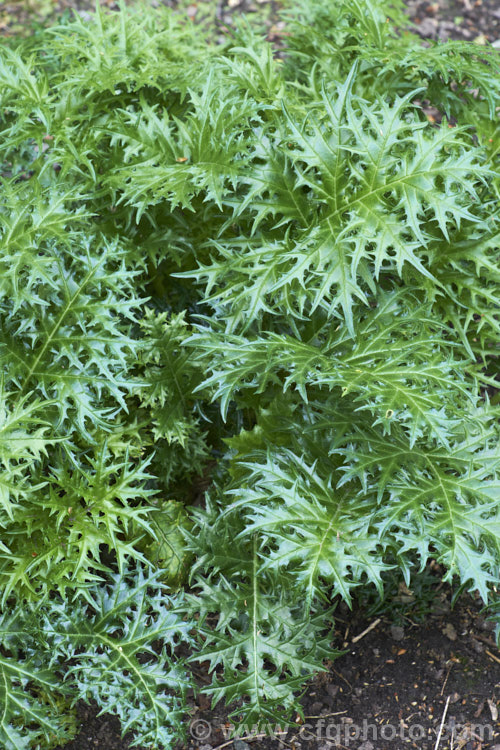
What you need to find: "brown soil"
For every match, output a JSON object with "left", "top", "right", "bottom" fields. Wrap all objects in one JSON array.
[
  {"left": 406, "top": 0, "right": 500, "bottom": 43},
  {"left": 2, "top": 0, "right": 500, "bottom": 42},
  {"left": 184, "top": 586, "right": 500, "bottom": 750},
  {"left": 56, "top": 583, "right": 500, "bottom": 750}
]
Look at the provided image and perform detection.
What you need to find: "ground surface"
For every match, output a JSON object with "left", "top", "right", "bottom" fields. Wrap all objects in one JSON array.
[
  {"left": 183, "top": 585, "right": 500, "bottom": 750},
  {"left": 3, "top": 0, "right": 500, "bottom": 748},
  {"left": 406, "top": 0, "right": 500, "bottom": 43},
  {"left": 55, "top": 583, "right": 500, "bottom": 750},
  {"left": 2, "top": 0, "right": 500, "bottom": 41}
]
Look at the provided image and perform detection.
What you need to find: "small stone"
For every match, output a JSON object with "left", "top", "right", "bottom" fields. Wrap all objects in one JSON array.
[
  {"left": 474, "top": 33, "right": 489, "bottom": 45},
  {"left": 358, "top": 743, "right": 375, "bottom": 750},
  {"left": 416, "top": 17, "right": 438, "bottom": 38},
  {"left": 390, "top": 624, "right": 405, "bottom": 641},
  {"left": 326, "top": 683, "right": 339, "bottom": 698},
  {"left": 310, "top": 701, "right": 324, "bottom": 714},
  {"left": 443, "top": 622, "right": 457, "bottom": 641},
  {"left": 480, "top": 619, "right": 496, "bottom": 631},
  {"left": 233, "top": 742, "right": 250, "bottom": 750}
]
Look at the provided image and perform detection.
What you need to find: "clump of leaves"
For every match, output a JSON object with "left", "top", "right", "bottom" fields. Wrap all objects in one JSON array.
[{"left": 0, "top": 0, "right": 499, "bottom": 746}]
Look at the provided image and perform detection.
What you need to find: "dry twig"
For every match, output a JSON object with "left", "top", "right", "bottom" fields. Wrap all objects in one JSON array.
[
  {"left": 351, "top": 618, "right": 381, "bottom": 644},
  {"left": 434, "top": 695, "right": 451, "bottom": 750}
]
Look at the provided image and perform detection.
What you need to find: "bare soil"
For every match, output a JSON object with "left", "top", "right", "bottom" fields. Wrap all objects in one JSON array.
[
  {"left": 183, "top": 585, "right": 500, "bottom": 750},
  {"left": 56, "top": 582, "right": 500, "bottom": 750},
  {"left": 2, "top": 0, "right": 500, "bottom": 42},
  {"left": 406, "top": 0, "right": 500, "bottom": 43}
]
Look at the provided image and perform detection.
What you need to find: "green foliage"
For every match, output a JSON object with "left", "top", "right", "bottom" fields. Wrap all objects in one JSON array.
[
  {"left": 0, "top": 0, "right": 500, "bottom": 745},
  {"left": 135, "top": 499, "right": 194, "bottom": 587},
  {"left": 0, "top": 568, "right": 193, "bottom": 749},
  {"left": 187, "top": 528, "right": 338, "bottom": 725},
  {"left": 359, "top": 560, "right": 442, "bottom": 624}
]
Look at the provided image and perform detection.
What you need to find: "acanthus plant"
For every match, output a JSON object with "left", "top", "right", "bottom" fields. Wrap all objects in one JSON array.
[{"left": 0, "top": 0, "right": 499, "bottom": 746}]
